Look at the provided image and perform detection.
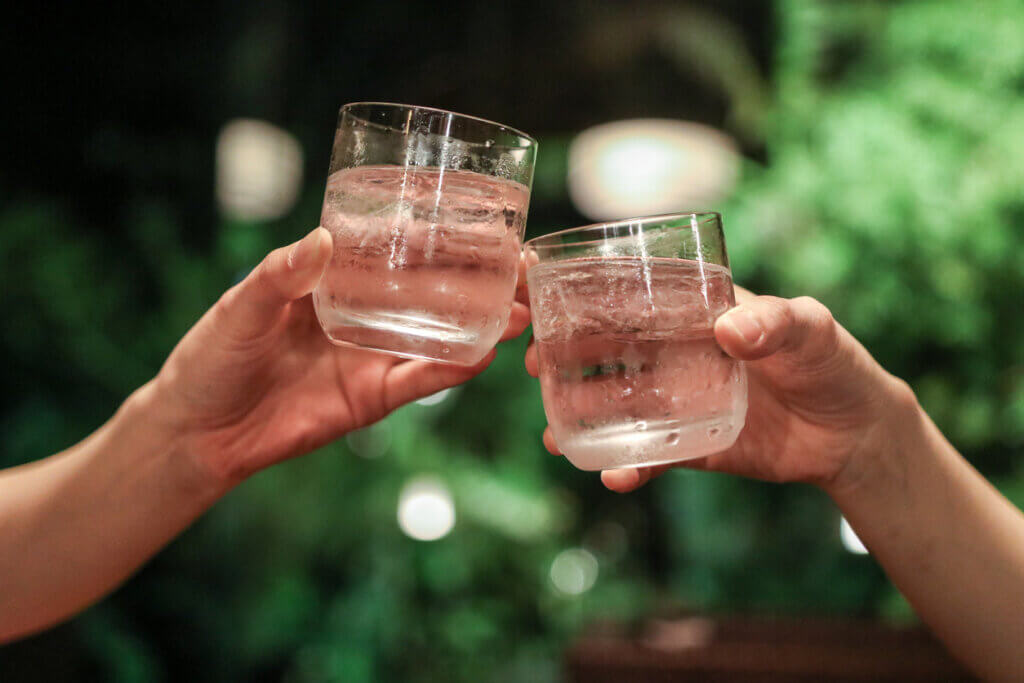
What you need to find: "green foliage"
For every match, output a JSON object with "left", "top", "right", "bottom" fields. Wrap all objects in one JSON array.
[
  {"left": 675, "top": 0, "right": 1024, "bottom": 616},
  {"left": 724, "top": 0, "right": 1024, "bottom": 457},
  {"left": 2, "top": 1, "right": 1022, "bottom": 680}
]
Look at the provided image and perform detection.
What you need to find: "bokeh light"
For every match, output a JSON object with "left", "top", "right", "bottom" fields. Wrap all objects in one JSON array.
[
  {"left": 550, "top": 548, "right": 599, "bottom": 595},
  {"left": 397, "top": 477, "right": 456, "bottom": 541},
  {"left": 215, "top": 119, "right": 303, "bottom": 220},
  {"left": 840, "top": 517, "right": 869, "bottom": 555},
  {"left": 567, "top": 119, "right": 739, "bottom": 220},
  {"left": 345, "top": 422, "right": 393, "bottom": 459}
]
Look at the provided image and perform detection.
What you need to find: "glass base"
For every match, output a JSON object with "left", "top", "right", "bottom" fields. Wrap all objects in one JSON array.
[
  {"left": 557, "top": 416, "right": 745, "bottom": 472},
  {"left": 318, "top": 309, "right": 490, "bottom": 367}
]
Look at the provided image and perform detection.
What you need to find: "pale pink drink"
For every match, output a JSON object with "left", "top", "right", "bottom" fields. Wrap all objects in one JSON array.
[
  {"left": 313, "top": 103, "right": 536, "bottom": 365},
  {"left": 525, "top": 214, "right": 747, "bottom": 471},
  {"left": 315, "top": 166, "right": 529, "bottom": 365}
]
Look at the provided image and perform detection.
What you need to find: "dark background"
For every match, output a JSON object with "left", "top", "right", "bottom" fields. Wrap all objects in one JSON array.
[{"left": 2, "top": 1, "right": 1022, "bottom": 681}]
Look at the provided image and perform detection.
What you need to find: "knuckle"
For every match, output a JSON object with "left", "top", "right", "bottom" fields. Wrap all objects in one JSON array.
[
  {"left": 248, "top": 249, "right": 290, "bottom": 301},
  {"left": 793, "top": 296, "right": 835, "bottom": 331},
  {"left": 792, "top": 295, "right": 828, "bottom": 315},
  {"left": 211, "top": 285, "right": 241, "bottom": 325},
  {"left": 756, "top": 294, "right": 790, "bottom": 314},
  {"left": 752, "top": 296, "right": 794, "bottom": 333},
  {"left": 791, "top": 296, "right": 841, "bottom": 362},
  {"left": 251, "top": 257, "right": 276, "bottom": 289},
  {"left": 887, "top": 375, "right": 919, "bottom": 413},
  {"left": 775, "top": 298, "right": 797, "bottom": 329}
]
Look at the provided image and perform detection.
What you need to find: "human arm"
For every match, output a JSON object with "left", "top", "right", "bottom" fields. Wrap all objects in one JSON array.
[
  {"left": 527, "top": 289, "right": 1024, "bottom": 681},
  {"left": 0, "top": 227, "right": 530, "bottom": 643},
  {"left": 826, "top": 397, "right": 1024, "bottom": 683}
]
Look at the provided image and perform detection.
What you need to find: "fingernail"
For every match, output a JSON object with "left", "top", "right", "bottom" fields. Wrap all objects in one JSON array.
[
  {"left": 723, "top": 307, "right": 764, "bottom": 346},
  {"left": 287, "top": 228, "right": 325, "bottom": 270},
  {"left": 602, "top": 468, "right": 640, "bottom": 492}
]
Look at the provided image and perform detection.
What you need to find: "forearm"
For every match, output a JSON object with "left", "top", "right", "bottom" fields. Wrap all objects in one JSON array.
[
  {"left": 0, "top": 382, "right": 227, "bottom": 642},
  {"left": 826, "top": 394, "right": 1024, "bottom": 681}
]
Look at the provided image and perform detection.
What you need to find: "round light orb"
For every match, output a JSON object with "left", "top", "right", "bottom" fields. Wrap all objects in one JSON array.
[
  {"left": 397, "top": 477, "right": 456, "bottom": 541},
  {"left": 216, "top": 118, "right": 303, "bottom": 221},
  {"left": 550, "top": 547, "right": 599, "bottom": 595},
  {"left": 345, "top": 422, "right": 392, "bottom": 459},
  {"left": 567, "top": 119, "right": 739, "bottom": 221}
]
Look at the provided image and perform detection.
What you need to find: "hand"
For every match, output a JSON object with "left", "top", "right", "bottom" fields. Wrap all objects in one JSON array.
[
  {"left": 149, "top": 227, "right": 530, "bottom": 486},
  {"left": 525, "top": 287, "right": 916, "bottom": 493}
]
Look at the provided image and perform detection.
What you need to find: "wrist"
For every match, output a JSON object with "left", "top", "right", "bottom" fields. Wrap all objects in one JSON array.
[
  {"left": 117, "top": 380, "right": 236, "bottom": 503},
  {"left": 819, "top": 375, "right": 926, "bottom": 504}
]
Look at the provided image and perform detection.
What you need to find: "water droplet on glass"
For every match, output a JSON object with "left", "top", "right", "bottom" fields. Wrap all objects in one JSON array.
[
  {"left": 634, "top": 421, "right": 648, "bottom": 432},
  {"left": 441, "top": 345, "right": 450, "bottom": 355},
  {"left": 707, "top": 427, "right": 721, "bottom": 437},
  {"left": 665, "top": 431, "right": 680, "bottom": 446}
]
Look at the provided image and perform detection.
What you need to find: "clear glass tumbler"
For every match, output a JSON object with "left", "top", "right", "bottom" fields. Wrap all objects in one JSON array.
[
  {"left": 524, "top": 212, "right": 747, "bottom": 471},
  {"left": 314, "top": 102, "right": 537, "bottom": 365}
]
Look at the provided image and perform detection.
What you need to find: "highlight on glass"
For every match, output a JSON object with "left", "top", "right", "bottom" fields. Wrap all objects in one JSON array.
[
  {"left": 524, "top": 212, "right": 747, "bottom": 471},
  {"left": 314, "top": 102, "right": 538, "bottom": 365}
]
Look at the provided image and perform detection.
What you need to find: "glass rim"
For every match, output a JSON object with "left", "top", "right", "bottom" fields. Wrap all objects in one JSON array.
[
  {"left": 340, "top": 101, "right": 537, "bottom": 148},
  {"left": 524, "top": 211, "right": 722, "bottom": 250}
]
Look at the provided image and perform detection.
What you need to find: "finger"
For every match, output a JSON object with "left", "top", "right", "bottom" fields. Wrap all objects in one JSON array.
[
  {"left": 515, "top": 252, "right": 531, "bottom": 307},
  {"left": 542, "top": 426, "right": 562, "bottom": 455},
  {"left": 218, "top": 227, "right": 332, "bottom": 338},
  {"left": 733, "top": 284, "right": 756, "bottom": 303},
  {"left": 601, "top": 464, "right": 673, "bottom": 493},
  {"left": 382, "top": 349, "right": 496, "bottom": 412},
  {"left": 499, "top": 302, "right": 531, "bottom": 342},
  {"left": 524, "top": 338, "right": 539, "bottom": 377},
  {"left": 714, "top": 295, "right": 840, "bottom": 367}
]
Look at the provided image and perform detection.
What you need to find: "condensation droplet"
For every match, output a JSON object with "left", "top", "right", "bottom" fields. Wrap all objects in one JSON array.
[
  {"left": 707, "top": 427, "right": 721, "bottom": 437},
  {"left": 665, "top": 431, "right": 680, "bottom": 446},
  {"left": 441, "top": 345, "right": 451, "bottom": 355},
  {"left": 634, "top": 421, "right": 648, "bottom": 432}
]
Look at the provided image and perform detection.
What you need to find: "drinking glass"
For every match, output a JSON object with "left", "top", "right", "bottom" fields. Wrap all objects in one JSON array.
[
  {"left": 524, "top": 212, "right": 747, "bottom": 471},
  {"left": 314, "top": 102, "right": 537, "bottom": 365}
]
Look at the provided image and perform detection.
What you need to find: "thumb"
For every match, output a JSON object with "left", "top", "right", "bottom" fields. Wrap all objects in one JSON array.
[
  {"left": 217, "top": 227, "right": 332, "bottom": 337},
  {"left": 714, "top": 295, "right": 841, "bottom": 370}
]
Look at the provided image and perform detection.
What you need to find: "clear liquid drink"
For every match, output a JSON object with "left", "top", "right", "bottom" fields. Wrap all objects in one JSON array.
[
  {"left": 525, "top": 214, "right": 747, "bottom": 471},
  {"left": 314, "top": 166, "right": 529, "bottom": 365},
  {"left": 313, "top": 103, "right": 536, "bottom": 364}
]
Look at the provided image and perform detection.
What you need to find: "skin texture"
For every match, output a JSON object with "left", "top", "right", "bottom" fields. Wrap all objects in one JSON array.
[
  {"left": 0, "top": 228, "right": 530, "bottom": 643},
  {"left": 528, "top": 288, "right": 906, "bottom": 493},
  {"left": 525, "top": 285, "right": 1024, "bottom": 682},
  {"left": 158, "top": 227, "right": 529, "bottom": 484}
]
